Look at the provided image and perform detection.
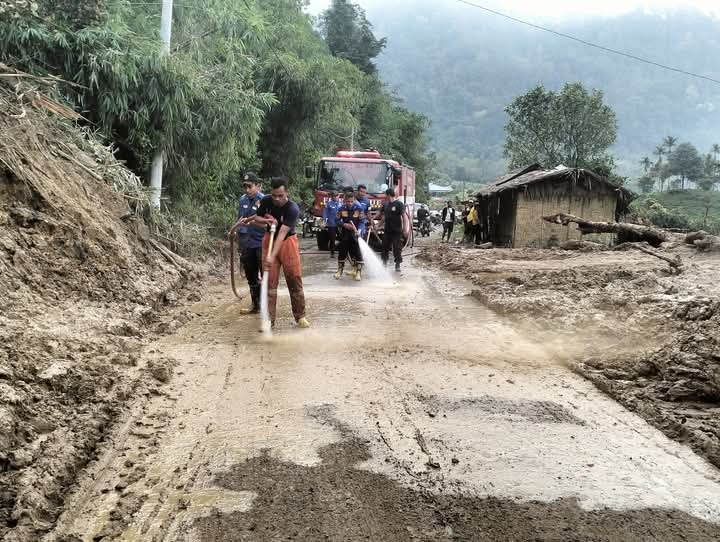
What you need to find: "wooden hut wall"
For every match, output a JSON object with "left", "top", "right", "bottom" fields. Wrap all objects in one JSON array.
[
  {"left": 477, "top": 192, "right": 517, "bottom": 246},
  {"left": 513, "top": 179, "right": 617, "bottom": 247}
]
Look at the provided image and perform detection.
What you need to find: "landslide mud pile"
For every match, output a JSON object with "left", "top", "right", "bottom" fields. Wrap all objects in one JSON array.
[
  {"left": 0, "top": 73, "right": 197, "bottom": 540},
  {"left": 419, "top": 246, "right": 720, "bottom": 469}
]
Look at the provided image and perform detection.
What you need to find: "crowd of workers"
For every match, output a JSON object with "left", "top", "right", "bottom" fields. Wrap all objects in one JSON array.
[
  {"left": 230, "top": 174, "right": 406, "bottom": 329},
  {"left": 230, "top": 172, "right": 488, "bottom": 327}
]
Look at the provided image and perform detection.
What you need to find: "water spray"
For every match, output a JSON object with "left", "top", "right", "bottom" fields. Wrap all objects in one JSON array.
[{"left": 260, "top": 224, "right": 276, "bottom": 336}]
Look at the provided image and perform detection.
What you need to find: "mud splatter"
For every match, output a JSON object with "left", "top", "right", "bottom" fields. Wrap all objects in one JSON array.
[{"left": 190, "top": 409, "right": 720, "bottom": 542}]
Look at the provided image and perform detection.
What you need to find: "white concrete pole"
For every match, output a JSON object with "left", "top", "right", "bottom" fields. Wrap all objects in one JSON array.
[{"left": 150, "top": 0, "right": 173, "bottom": 208}]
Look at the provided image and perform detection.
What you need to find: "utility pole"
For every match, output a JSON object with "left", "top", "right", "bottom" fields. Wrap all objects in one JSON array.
[
  {"left": 350, "top": 127, "right": 355, "bottom": 152},
  {"left": 150, "top": 0, "right": 173, "bottom": 208}
]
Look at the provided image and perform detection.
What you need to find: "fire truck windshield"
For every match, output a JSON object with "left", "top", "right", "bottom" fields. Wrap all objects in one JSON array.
[{"left": 318, "top": 160, "right": 391, "bottom": 194}]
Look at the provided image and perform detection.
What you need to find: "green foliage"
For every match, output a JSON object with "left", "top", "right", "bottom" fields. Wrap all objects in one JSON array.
[
  {"left": 0, "top": 2, "right": 273, "bottom": 203},
  {"left": 503, "top": 82, "right": 617, "bottom": 172},
  {"left": 631, "top": 198, "right": 691, "bottom": 230},
  {"left": 638, "top": 175, "right": 656, "bottom": 194},
  {"left": 635, "top": 190, "right": 720, "bottom": 233},
  {"left": 668, "top": 142, "right": 704, "bottom": 190},
  {"left": 0, "top": 0, "right": 434, "bottom": 246},
  {"left": 319, "top": 0, "right": 386, "bottom": 75}
]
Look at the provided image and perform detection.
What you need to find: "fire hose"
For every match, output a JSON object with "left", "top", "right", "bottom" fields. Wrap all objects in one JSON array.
[{"left": 228, "top": 225, "right": 244, "bottom": 301}]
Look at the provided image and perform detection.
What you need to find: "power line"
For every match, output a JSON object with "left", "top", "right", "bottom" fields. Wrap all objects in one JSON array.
[{"left": 453, "top": 0, "right": 720, "bottom": 86}]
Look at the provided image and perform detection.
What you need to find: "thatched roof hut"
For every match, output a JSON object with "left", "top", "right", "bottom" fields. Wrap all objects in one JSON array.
[{"left": 474, "top": 165, "right": 630, "bottom": 248}]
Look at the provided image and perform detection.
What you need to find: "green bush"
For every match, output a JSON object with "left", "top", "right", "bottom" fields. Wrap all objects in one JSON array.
[{"left": 631, "top": 198, "right": 691, "bottom": 230}]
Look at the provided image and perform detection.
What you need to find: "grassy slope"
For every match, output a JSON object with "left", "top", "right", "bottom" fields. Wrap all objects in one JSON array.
[{"left": 638, "top": 190, "right": 720, "bottom": 222}]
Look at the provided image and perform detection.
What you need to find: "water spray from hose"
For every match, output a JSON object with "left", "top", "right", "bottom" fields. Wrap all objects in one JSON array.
[{"left": 260, "top": 224, "right": 276, "bottom": 336}]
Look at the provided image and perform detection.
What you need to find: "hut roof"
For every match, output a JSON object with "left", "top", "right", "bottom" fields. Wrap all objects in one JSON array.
[{"left": 477, "top": 165, "right": 624, "bottom": 198}]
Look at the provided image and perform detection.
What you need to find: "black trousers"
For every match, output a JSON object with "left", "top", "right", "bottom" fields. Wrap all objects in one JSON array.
[
  {"left": 473, "top": 224, "right": 483, "bottom": 245},
  {"left": 327, "top": 226, "right": 337, "bottom": 255},
  {"left": 382, "top": 230, "right": 403, "bottom": 264},
  {"left": 442, "top": 222, "right": 454, "bottom": 240},
  {"left": 338, "top": 233, "right": 362, "bottom": 264},
  {"left": 240, "top": 246, "right": 262, "bottom": 307}
]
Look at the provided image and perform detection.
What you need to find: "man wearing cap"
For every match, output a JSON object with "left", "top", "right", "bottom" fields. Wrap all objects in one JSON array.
[{"left": 230, "top": 173, "right": 264, "bottom": 314}]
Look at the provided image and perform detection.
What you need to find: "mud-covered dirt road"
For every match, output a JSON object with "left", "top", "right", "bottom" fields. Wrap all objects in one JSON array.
[{"left": 47, "top": 254, "right": 720, "bottom": 541}]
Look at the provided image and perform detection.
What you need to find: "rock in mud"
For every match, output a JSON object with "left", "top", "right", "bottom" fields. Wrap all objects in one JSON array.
[{"left": 147, "top": 358, "right": 175, "bottom": 383}]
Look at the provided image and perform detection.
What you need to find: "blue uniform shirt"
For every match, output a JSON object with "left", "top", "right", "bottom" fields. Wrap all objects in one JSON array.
[
  {"left": 357, "top": 195, "right": 371, "bottom": 236},
  {"left": 323, "top": 199, "right": 342, "bottom": 227},
  {"left": 338, "top": 201, "right": 363, "bottom": 234},
  {"left": 237, "top": 191, "right": 265, "bottom": 249}
]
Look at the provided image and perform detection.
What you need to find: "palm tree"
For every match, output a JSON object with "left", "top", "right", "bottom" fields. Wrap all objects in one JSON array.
[
  {"left": 653, "top": 145, "right": 666, "bottom": 164},
  {"left": 663, "top": 136, "right": 678, "bottom": 157},
  {"left": 640, "top": 156, "right": 652, "bottom": 173}
]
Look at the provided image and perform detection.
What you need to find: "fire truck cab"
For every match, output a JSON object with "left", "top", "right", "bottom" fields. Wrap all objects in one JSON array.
[{"left": 307, "top": 150, "right": 416, "bottom": 251}]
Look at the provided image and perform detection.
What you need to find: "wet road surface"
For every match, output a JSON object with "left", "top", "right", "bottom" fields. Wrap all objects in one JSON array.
[{"left": 48, "top": 253, "right": 720, "bottom": 541}]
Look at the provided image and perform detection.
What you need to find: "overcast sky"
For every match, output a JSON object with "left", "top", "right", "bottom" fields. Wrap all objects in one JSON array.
[{"left": 305, "top": 0, "right": 720, "bottom": 18}]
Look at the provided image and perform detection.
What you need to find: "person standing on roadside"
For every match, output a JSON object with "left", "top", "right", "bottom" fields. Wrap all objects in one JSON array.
[
  {"left": 322, "top": 191, "right": 341, "bottom": 257},
  {"left": 242, "top": 177, "right": 310, "bottom": 329},
  {"left": 375, "top": 188, "right": 407, "bottom": 272},
  {"left": 229, "top": 173, "right": 264, "bottom": 314},
  {"left": 441, "top": 201, "right": 456, "bottom": 243},
  {"left": 466, "top": 203, "right": 479, "bottom": 244}
]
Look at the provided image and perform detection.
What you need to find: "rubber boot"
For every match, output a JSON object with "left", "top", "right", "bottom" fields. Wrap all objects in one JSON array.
[
  {"left": 296, "top": 317, "right": 311, "bottom": 329},
  {"left": 354, "top": 262, "right": 363, "bottom": 282},
  {"left": 334, "top": 262, "right": 344, "bottom": 280},
  {"left": 395, "top": 262, "right": 401, "bottom": 273},
  {"left": 240, "top": 287, "right": 260, "bottom": 314}
]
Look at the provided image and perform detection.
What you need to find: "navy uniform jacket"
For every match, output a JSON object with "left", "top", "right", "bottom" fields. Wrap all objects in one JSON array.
[
  {"left": 338, "top": 202, "right": 363, "bottom": 241},
  {"left": 237, "top": 192, "right": 265, "bottom": 249},
  {"left": 323, "top": 199, "right": 342, "bottom": 227}
]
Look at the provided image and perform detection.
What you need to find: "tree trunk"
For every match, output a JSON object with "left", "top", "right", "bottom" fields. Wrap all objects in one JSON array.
[{"left": 543, "top": 213, "right": 673, "bottom": 247}]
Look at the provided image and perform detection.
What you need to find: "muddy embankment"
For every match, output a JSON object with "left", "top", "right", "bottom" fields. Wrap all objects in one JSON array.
[
  {"left": 418, "top": 245, "right": 720, "bottom": 469},
  {"left": 0, "top": 79, "right": 204, "bottom": 540}
]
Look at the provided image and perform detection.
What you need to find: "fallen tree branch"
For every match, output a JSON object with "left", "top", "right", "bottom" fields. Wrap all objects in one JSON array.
[
  {"left": 614, "top": 242, "right": 683, "bottom": 274},
  {"left": 543, "top": 213, "right": 673, "bottom": 247}
]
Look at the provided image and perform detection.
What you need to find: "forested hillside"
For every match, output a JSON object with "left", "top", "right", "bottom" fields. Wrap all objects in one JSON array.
[
  {"left": 365, "top": 1, "right": 720, "bottom": 181},
  {"left": 0, "top": 0, "right": 434, "bottom": 236}
]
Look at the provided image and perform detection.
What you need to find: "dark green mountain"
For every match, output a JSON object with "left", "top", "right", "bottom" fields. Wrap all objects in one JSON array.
[{"left": 365, "top": 2, "right": 720, "bottom": 180}]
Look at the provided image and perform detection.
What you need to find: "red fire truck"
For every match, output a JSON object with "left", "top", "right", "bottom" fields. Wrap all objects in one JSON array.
[{"left": 306, "top": 150, "right": 416, "bottom": 251}]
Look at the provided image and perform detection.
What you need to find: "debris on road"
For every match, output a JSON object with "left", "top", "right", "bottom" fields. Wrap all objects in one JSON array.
[{"left": 419, "top": 244, "right": 720, "bottom": 469}]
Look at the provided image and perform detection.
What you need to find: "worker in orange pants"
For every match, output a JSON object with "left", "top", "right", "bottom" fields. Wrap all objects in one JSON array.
[
  {"left": 262, "top": 233, "right": 306, "bottom": 325},
  {"left": 242, "top": 176, "right": 309, "bottom": 328}
]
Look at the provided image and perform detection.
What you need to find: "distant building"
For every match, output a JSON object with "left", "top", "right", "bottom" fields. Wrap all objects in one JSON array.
[
  {"left": 428, "top": 183, "right": 454, "bottom": 197},
  {"left": 475, "top": 164, "right": 630, "bottom": 248}
]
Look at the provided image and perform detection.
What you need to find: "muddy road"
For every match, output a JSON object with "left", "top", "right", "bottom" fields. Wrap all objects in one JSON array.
[{"left": 46, "top": 253, "right": 720, "bottom": 541}]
